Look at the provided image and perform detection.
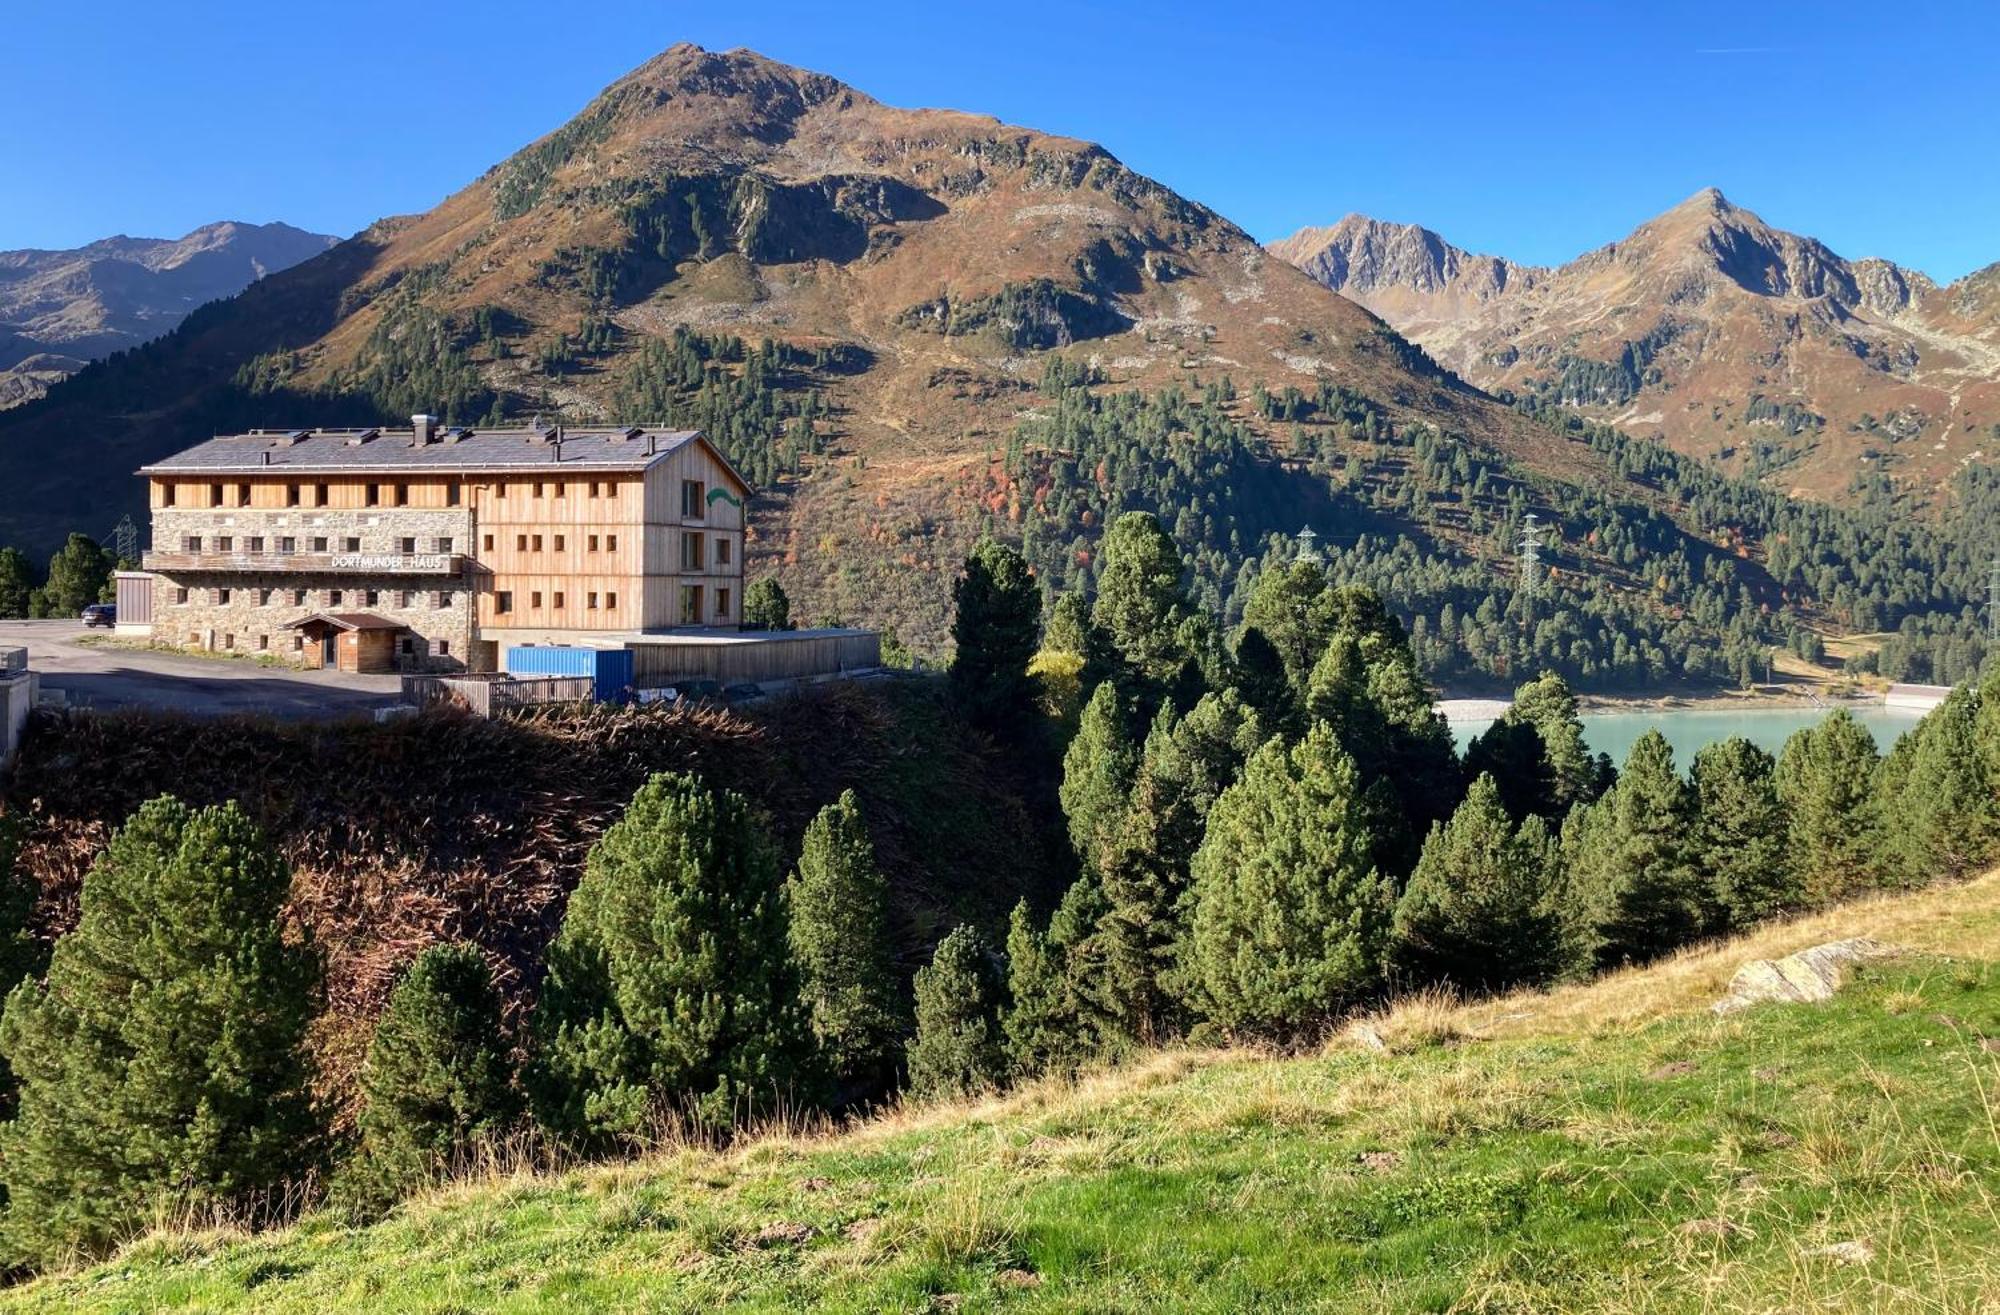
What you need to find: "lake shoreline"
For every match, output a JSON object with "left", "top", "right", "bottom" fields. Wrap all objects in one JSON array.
[{"left": 1437, "top": 686, "right": 1882, "bottom": 718}]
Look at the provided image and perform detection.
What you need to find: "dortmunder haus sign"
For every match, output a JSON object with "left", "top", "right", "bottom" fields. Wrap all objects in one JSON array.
[{"left": 328, "top": 553, "right": 455, "bottom": 573}]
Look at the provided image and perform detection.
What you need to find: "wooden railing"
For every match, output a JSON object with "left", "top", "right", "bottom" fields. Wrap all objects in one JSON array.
[{"left": 400, "top": 674, "right": 594, "bottom": 717}]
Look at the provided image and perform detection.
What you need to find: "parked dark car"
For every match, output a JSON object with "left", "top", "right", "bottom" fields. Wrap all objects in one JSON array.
[{"left": 80, "top": 604, "right": 116, "bottom": 628}]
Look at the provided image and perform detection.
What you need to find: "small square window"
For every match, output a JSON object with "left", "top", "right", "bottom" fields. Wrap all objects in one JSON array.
[
  {"left": 394, "top": 484, "right": 409, "bottom": 507},
  {"left": 531, "top": 534, "right": 543, "bottom": 552},
  {"left": 587, "top": 534, "right": 599, "bottom": 552},
  {"left": 495, "top": 591, "right": 513, "bottom": 615},
  {"left": 717, "top": 537, "right": 732, "bottom": 566},
  {"left": 447, "top": 483, "right": 461, "bottom": 507},
  {"left": 606, "top": 533, "right": 618, "bottom": 551},
  {"left": 435, "top": 537, "right": 453, "bottom": 553},
  {"left": 161, "top": 484, "right": 177, "bottom": 507},
  {"left": 286, "top": 484, "right": 301, "bottom": 507},
  {"left": 605, "top": 591, "right": 618, "bottom": 609},
  {"left": 258, "top": 634, "right": 269, "bottom": 651},
  {"left": 312, "top": 536, "right": 328, "bottom": 552},
  {"left": 343, "top": 537, "right": 361, "bottom": 553},
  {"left": 364, "top": 589, "right": 379, "bottom": 607},
  {"left": 365, "top": 483, "right": 381, "bottom": 507},
  {"left": 278, "top": 536, "right": 296, "bottom": 553},
  {"left": 399, "top": 537, "right": 416, "bottom": 554},
  {"left": 515, "top": 534, "right": 527, "bottom": 552},
  {"left": 216, "top": 536, "right": 234, "bottom": 552},
  {"left": 439, "top": 640, "right": 450, "bottom": 656},
  {"left": 530, "top": 591, "right": 543, "bottom": 609},
  {"left": 552, "top": 591, "right": 565, "bottom": 609},
  {"left": 174, "top": 586, "right": 189, "bottom": 604},
  {"left": 483, "top": 534, "right": 495, "bottom": 552},
  {"left": 293, "top": 588, "right": 308, "bottom": 606},
  {"left": 246, "top": 536, "right": 264, "bottom": 553},
  {"left": 183, "top": 535, "right": 202, "bottom": 552},
  {"left": 553, "top": 534, "right": 565, "bottom": 552},
  {"left": 587, "top": 592, "right": 599, "bottom": 609},
  {"left": 217, "top": 587, "right": 232, "bottom": 604},
  {"left": 329, "top": 589, "right": 344, "bottom": 606}
]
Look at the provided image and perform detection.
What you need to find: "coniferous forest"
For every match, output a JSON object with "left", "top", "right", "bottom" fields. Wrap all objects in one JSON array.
[{"left": 0, "top": 519, "right": 1996, "bottom": 1270}]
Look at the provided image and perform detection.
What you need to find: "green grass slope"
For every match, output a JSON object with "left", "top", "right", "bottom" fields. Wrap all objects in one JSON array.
[{"left": 11, "top": 875, "right": 2000, "bottom": 1313}]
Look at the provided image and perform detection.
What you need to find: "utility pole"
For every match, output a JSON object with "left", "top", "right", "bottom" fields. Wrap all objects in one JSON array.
[{"left": 1518, "top": 513, "right": 1543, "bottom": 600}]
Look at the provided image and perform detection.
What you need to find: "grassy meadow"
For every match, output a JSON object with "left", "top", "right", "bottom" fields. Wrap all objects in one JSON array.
[{"left": 10, "top": 873, "right": 2000, "bottom": 1313}]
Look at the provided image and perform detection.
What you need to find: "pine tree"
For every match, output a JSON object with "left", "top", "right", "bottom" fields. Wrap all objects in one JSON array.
[
  {"left": 1393, "top": 775, "right": 1564, "bottom": 990},
  {"left": 0, "top": 797, "right": 322, "bottom": 1266},
  {"left": 1061, "top": 682, "right": 1138, "bottom": 868},
  {"left": 530, "top": 773, "right": 814, "bottom": 1143},
  {"left": 906, "top": 924, "right": 1008, "bottom": 1100},
  {"left": 1187, "top": 724, "right": 1392, "bottom": 1038},
  {"left": 1876, "top": 688, "right": 1998, "bottom": 885},
  {"left": 41, "top": 532, "right": 114, "bottom": 616},
  {"left": 0, "top": 548, "right": 34, "bottom": 620},
  {"left": 1236, "top": 558, "right": 1342, "bottom": 696},
  {"left": 1689, "top": 737, "right": 1796, "bottom": 929},
  {"left": 742, "top": 578, "right": 792, "bottom": 631},
  {"left": 1004, "top": 878, "right": 1115, "bottom": 1076},
  {"left": 1504, "top": 672, "right": 1603, "bottom": 811},
  {"left": 1091, "top": 511, "right": 1204, "bottom": 701},
  {"left": 1560, "top": 731, "right": 1700, "bottom": 969},
  {"left": 787, "top": 791, "right": 900, "bottom": 1094},
  {"left": 948, "top": 540, "right": 1042, "bottom": 732},
  {"left": 0, "top": 813, "right": 46, "bottom": 1119},
  {"left": 1462, "top": 718, "right": 1558, "bottom": 821},
  {"left": 337, "top": 943, "right": 518, "bottom": 1216},
  {"left": 1774, "top": 710, "right": 1882, "bottom": 904}
]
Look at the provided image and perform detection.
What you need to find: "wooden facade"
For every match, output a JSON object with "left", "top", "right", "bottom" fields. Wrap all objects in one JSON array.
[{"left": 140, "top": 426, "right": 751, "bottom": 672}]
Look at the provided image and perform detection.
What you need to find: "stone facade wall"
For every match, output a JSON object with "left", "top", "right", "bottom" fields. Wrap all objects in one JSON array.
[{"left": 148, "top": 505, "right": 479, "bottom": 671}]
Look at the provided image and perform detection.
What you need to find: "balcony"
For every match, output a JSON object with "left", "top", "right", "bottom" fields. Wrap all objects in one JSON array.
[{"left": 142, "top": 549, "right": 468, "bottom": 577}]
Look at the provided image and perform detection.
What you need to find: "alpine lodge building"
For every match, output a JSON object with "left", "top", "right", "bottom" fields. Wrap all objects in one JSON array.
[{"left": 135, "top": 416, "right": 751, "bottom": 673}]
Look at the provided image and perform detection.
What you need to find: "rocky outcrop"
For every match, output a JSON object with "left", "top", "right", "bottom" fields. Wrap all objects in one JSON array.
[{"left": 1711, "top": 937, "right": 1906, "bottom": 1015}]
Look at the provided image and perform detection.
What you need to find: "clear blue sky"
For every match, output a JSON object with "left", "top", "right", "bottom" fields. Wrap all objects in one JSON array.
[{"left": 7, "top": 1, "right": 1995, "bottom": 279}]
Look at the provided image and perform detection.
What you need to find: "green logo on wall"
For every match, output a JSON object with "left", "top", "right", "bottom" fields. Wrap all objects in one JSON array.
[{"left": 707, "top": 486, "right": 744, "bottom": 509}]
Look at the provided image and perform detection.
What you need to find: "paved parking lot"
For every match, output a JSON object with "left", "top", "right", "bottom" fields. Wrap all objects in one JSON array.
[{"left": 0, "top": 621, "right": 402, "bottom": 718}]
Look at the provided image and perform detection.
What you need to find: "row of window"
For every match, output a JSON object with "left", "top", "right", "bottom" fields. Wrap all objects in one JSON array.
[
  {"left": 484, "top": 531, "right": 618, "bottom": 554},
  {"left": 180, "top": 534, "right": 457, "bottom": 556},
  {"left": 172, "top": 586, "right": 458, "bottom": 610},
  {"left": 492, "top": 589, "right": 620, "bottom": 615}
]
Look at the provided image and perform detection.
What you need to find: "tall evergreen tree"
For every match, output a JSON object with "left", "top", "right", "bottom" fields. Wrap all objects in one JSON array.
[
  {"left": 1689, "top": 737, "right": 1797, "bottom": 929},
  {"left": 338, "top": 943, "right": 518, "bottom": 1216},
  {"left": 530, "top": 773, "right": 814, "bottom": 1143},
  {"left": 1236, "top": 557, "right": 1342, "bottom": 698},
  {"left": 949, "top": 540, "right": 1042, "bottom": 732},
  {"left": 1504, "top": 673, "right": 1606, "bottom": 811},
  {"left": 41, "top": 533, "right": 114, "bottom": 616},
  {"left": 1463, "top": 718, "right": 1559, "bottom": 822},
  {"left": 906, "top": 924, "right": 1008, "bottom": 1100},
  {"left": 1091, "top": 512, "right": 1205, "bottom": 702},
  {"left": 742, "top": 578, "right": 792, "bottom": 631},
  {"left": 1187, "top": 724, "right": 1392, "bottom": 1038},
  {"left": 0, "top": 813, "right": 45, "bottom": 1120},
  {"left": 1876, "top": 688, "right": 1998, "bottom": 885},
  {"left": 1004, "top": 879, "right": 1115, "bottom": 1076},
  {"left": 1560, "top": 731, "right": 1700, "bottom": 969},
  {"left": 1061, "top": 682, "right": 1138, "bottom": 868},
  {"left": 0, "top": 548, "right": 34, "bottom": 620},
  {"left": 786, "top": 791, "right": 900, "bottom": 1094},
  {"left": 1394, "top": 775, "right": 1565, "bottom": 990},
  {"left": 0, "top": 798, "right": 321, "bottom": 1267},
  {"left": 1774, "top": 710, "right": 1882, "bottom": 904}
]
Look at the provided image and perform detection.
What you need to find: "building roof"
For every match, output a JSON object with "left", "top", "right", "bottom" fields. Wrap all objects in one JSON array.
[
  {"left": 284, "top": 611, "right": 408, "bottom": 632},
  {"left": 138, "top": 423, "right": 746, "bottom": 489}
]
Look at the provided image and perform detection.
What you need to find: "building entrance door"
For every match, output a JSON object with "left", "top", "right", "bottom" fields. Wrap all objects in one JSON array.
[{"left": 321, "top": 632, "right": 337, "bottom": 668}]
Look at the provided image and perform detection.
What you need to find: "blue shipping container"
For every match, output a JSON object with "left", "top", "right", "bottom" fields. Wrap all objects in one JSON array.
[{"left": 504, "top": 645, "right": 635, "bottom": 702}]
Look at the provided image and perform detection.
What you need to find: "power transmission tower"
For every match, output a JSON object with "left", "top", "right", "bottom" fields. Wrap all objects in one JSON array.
[
  {"left": 1295, "top": 525, "right": 1323, "bottom": 565},
  {"left": 111, "top": 515, "right": 139, "bottom": 567},
  {"left": 1518, "top": 513, "right": 1543, "bottom": 599},
  {"left": 1988, "top": 556, "right": 2000, "bottom": 642}
]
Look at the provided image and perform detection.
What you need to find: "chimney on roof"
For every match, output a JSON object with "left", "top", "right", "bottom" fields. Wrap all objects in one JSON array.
[{"left": 411, "top": 414, "right": 437, "bottom": 446}]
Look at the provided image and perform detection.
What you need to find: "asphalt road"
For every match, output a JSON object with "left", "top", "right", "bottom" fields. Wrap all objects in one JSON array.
[{"left": 0, "top": 620, "right": 402, "bottom": 719}]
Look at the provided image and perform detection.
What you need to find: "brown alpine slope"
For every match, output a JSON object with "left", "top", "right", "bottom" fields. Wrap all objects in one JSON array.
[
  {"left": 1273, "top": 190, "right": 2000, "bottom": 507},
  {"left": 0, "top": 45, "right": 1642, "bottom": 643}
]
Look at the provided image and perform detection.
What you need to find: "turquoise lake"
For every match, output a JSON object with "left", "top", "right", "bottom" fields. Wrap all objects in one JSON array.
[{"left": 1447, "top": 705, "right": 1927, "bottom": 770}]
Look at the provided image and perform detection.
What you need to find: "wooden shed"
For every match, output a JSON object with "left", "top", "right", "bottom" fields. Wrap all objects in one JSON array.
[{"left": 286, "top": 612, "right": 407, "bottom": 674}]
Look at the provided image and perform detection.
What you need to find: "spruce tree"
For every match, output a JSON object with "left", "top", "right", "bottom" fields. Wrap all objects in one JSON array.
[
  {"left": 1187, "top": 724, "right": 1392, "bottom": 1038},
  {"left": 948, "top": 540, "right": 1042, "bottom": 732},
  {"left": 1061, "top": 682, "right": 1138, "bottom": 868},
  {"left": 1774, "top": 710, "right": 1882, "bottom": 904},
  {"left": 338, "top": 943, "right": 518, "bottom": 1216},
  {"left": 0, "top": 797, "right": 321, "bottom": 1267},
  {"left": 786, "top": 791, "right": 900, "bottom": 1093},
  {"left": 1689, "top": 737, "right": 1797, "bottom": 929},
  {"left": 0, "top": 814, "right": 45, "bottom": 1120},
  {"left": 531, "top": 773, "right": 814, "bottom": 1143},
  {"left": 1393, "top": 774, "right": 1564, "bottom": 990},
  {"left": 906, "top": 924, "right": 1008, "bottom": 1100},
  {"left": 1560, "top": 731, "right": 1700, "bottom": 969}
]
